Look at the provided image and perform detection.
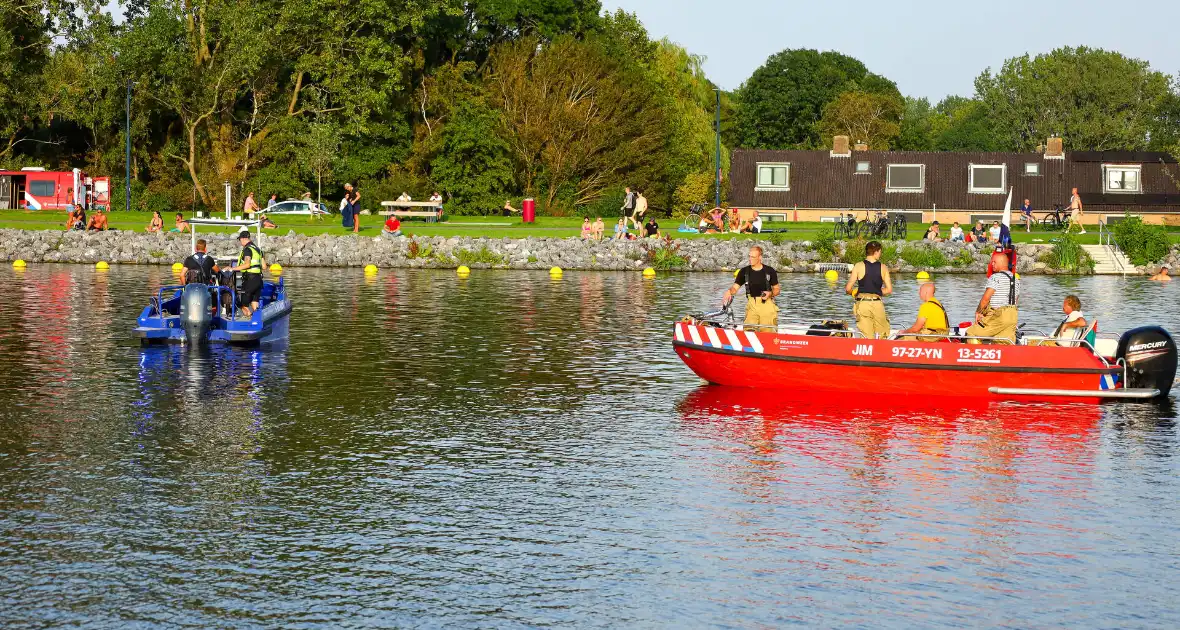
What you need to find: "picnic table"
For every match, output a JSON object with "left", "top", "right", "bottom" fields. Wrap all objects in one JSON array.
[{"left": 379, "top": 200, "right": 444, "bottom": 223}]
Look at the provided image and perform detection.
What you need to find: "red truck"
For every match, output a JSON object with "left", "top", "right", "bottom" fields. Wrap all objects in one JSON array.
[{"left": 0, "top": 168, "right": 111, "bottom": 211}]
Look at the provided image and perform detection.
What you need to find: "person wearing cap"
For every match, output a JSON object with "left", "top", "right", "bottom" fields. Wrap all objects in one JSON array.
[
  {"left": 899, "top": 282, "right": 949, "bottom": 341},
  {"left": 182, "top": 239, "right": 220, "bottom": 285},
  {"left": 1151, "top": 264, "right": 1172, "bottom": 282},
  {"left": 229, "top": 229, "right": 265, "bottom": 316}
]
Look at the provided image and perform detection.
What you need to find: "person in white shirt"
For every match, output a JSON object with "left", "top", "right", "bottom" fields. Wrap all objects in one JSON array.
[
  {"left": 964, "top": 254, "right": 1019, "bottom": 344},
  {"left": 1037, "top": 295, "right": 1089, "bottom": 347},
  {"left": 397, "top": 192, "right": 412, "bottom": 202},
  {"left": 949, "top": 222, "right": 964, "bottom": 242},
  {"left": 989, "top": 221, "right": 1001, "bottom": 242}
]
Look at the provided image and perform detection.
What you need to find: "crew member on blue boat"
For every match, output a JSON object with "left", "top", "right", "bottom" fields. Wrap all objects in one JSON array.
[
  {"left": 965, "top": 253, "right": 1019, "bottom": 344},
  {"left": 229, "top": 229, "right": 264, "bottom": 317},
  {"left": 181, "top": 239, "right": 219, "bottom": 285},
  {"left": 722, "top": 246, "right": 780, "bottom": 330},
  {"left": 845, "top": 240, "right": 892, "bottom": 339},
  {"left": 899, "top": 282, "right": 949, "bottom": 342}
]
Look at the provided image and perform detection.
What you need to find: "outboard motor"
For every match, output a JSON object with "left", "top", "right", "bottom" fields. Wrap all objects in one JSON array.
[
  {"left": 1116, "top": 326, "right": 1178, "bottom": 398},
  {"left": 180, "top": 283, "right": 213, "bottom": 345}
]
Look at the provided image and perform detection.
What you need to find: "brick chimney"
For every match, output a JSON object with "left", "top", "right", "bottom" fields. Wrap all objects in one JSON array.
[
  {"left": 831, "top": 135, "right": 851, "bottom": 157},
  {"left": 854, "top": 140, "right": 868, "bottom": 151},
  {"left": 1045, "top": 136, "right": 1064, "bottom": 159}
]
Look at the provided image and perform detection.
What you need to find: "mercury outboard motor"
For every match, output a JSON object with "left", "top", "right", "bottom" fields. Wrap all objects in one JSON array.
[
  {"left": 180, "top": 283, "right": 213, "bottom": 345},
  {"left": 1116, "top": 326, "right": 1177, "bottom": 398}
]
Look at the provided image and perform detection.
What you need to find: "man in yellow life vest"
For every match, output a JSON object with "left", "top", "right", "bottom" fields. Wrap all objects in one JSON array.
[
  {"left": 844, "top": 240, "right": 892, "bottom": 339},
  {"left": 899, "top": 282, "right": 949, "bottom": 341},
  {"left": 229, "top": 229, "right": 264, "bottom": 317}
]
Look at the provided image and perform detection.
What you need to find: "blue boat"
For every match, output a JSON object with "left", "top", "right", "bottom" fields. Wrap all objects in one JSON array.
[{"left": 134, "top": 278, "right": 291, "bottom": 345}]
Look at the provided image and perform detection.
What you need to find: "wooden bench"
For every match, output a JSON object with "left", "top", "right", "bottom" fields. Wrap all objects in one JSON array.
[{"left": 380, "top": 200, "right": 444, "bottom": 222}]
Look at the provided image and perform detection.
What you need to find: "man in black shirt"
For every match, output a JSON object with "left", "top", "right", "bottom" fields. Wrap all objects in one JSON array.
[
  {"left": 643, "top": 217, "right": 660, "bottom": 238},
  {"left": 182, "top": 239, "right": 219, "bottom": 285},
  {"left": 722, "top": 246, "right": 781, "bottom": 330}
]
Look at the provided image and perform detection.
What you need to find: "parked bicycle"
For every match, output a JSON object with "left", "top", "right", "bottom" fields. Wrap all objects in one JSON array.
[
  {"left": 1038, "top": 204, "right": 1071, "bottom": 231},
  {"left": 682, "top": 203, "right": 707, "bottom": 232}
]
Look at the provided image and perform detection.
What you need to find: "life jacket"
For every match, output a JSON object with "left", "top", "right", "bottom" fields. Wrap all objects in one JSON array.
[
  {"left": 238, "top": 242, "right": 263, "bottom": 273},
  {"left": 189, "top": 252, "right": 213, "bottom": 284}
]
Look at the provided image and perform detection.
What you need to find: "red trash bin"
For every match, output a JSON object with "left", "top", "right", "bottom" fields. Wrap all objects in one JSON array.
[{"left": 522, "top": 198, "right": 536, "bottom": 223}]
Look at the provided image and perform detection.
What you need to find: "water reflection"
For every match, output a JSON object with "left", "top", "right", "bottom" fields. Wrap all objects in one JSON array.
[{"left": 1, "top": 265, "right": 1180, "bottom": 628}]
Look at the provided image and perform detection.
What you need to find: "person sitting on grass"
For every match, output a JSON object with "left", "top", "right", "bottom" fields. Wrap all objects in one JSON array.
[
  {"left": 592, "top": 217, "right": 606, "bottom": 241},
  {"left": 989, "top": 220, "right": 1001, "bottom": 242},
  {"left": 739, "top": 210, "right": 762, "bottom": 234},
  {"left": 727, "top": 209, "right": 741, "bottom": 233},
  {"left": 1151, "top": 264, "right": 1171, "bottom": 282},
  {"left": 924, "top": 221, "right": 943, "bottom": 242},
  {"left": 87, "top": 208, "right": 109, "bottom": 231},
  {"left": 614, "top": 217, "right": 632, "bottom": 240},
  {"left": 502, "top": 200, "right": 520, "bottom": 217},
  {"left": 171, "top": 212, "right": 190, "bottom": 233},
  {"left": 643, "top": 217, "right": 661, "bottom": 238},
  {"left": 704, "top": 207, "right": 724, "bottom": 233},
  {"left": 65, "top": 204, "right": 86, "bottom": 230},
  {"left": 949, "top": 221, "right": 964, "bottom": 242},
  {"left": 899, "top": 282, "right": 949, "bottom": 342},
  {"left": 146, "top": 210, "right": 163, "bottom": 232},
  {"left": 261, "top": 214, "right": 278, "bottom": 229},
  {"left": 971, "top": 220, "right": 986, "bottom": 243},
  {"left": 382, "top": 215, "right": 402, "bottom": 237},
  {"left": 580, "top": 217, "right": 592, "bottom": 239}
]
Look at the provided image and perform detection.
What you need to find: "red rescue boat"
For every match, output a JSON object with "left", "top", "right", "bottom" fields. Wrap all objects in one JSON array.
[{"left": 672, "top": 310, "right": 1177, "bottom": 402}]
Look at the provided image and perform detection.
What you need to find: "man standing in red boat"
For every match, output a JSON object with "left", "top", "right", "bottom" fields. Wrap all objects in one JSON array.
[
  {"left": 722, "top": 246, "right": 780, "bottom": 330},
  {"left": 965, "top": 253, "right": 1019, "bottom": 344},
  {"left": 845, "top": 241, "right": 892, "bottom": 339}
]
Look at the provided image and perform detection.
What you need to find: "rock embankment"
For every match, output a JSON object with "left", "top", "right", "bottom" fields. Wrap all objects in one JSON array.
[{"left": 0, "top": 228, "right": 1163, "bottom": 274}]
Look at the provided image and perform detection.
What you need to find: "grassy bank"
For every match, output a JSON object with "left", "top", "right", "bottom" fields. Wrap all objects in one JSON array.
[{"left": 3, "top": 209, "right": 1175, "bottom": 245}]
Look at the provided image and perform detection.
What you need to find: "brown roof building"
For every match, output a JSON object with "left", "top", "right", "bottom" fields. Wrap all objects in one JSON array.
[{"left": 729, "top": 136, "right": 1180, "bottom": 225}]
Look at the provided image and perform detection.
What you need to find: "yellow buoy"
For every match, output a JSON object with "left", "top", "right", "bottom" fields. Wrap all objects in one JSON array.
[
  {"left": 824, "top": 269, "right": 839, "bottom": 281},
  {"left": 364, "top": 264, "right": 378, "bottom": 275},
  {"left": 1015, "top": 272, "right": 1021, "bottom": 279},
  {"left": 269, "top": 263, "right": 283, "bottom": 274},
  {"left": 733, "top": 269, "right": 740, "bottom": 278},
  {"left": 549, "top": 266, "right": 563, "bottom": 278},
  {"left": 642, "top": 267, "right": 656, "bottom": 277},
  {"left": 12, "top": 259, "right": 26, "bottom": 268},
  {"left": 916, "top": 271, "right": 930, "bottom": 280},
  {"left": 95, "top": 261, "right": 109, "bottom": 270},
  {"left": 457, "top": 265, "right": 471, "bottom": 275},
  {"left": 171, "top": 262, "right": 184, "bottom": 272}
]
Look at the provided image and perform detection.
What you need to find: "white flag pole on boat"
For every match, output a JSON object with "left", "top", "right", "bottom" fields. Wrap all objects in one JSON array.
[{"left": 1001, "top": 186, "right": 1013, "bottom": 228}]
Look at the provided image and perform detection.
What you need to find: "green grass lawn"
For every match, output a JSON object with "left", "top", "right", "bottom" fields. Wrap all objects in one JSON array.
[{"left": 2, "top": 209, "right": 1175, "bottom": 245}]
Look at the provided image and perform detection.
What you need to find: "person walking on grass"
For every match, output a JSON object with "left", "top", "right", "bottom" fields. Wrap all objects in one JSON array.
[
  {"left": 621, "top": 187, "right": 636, "bottom": 222},
  {"left": 1068, "top": 187, "right": 1086, "bottom": 235}
]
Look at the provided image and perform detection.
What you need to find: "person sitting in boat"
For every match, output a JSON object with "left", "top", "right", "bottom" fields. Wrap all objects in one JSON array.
[
  {"left": 845, "top": 240, "right": 892, "bottom": 339},
  {"left": 182, "top": 239, "right": 220, "bottom": 286},
  {"left": 1150, "top": 264, "right": 1171, "bottom": 282},
  {"left": 965, "top": 253, "right": 1019, "bottom": 344},
  {"left": 1037, "top": 295, "right": 1091, "bottom": 347},
  {"left": 898, "top": 282, "right": 949, "bottom": 341},
  {"left": 722, "top": 246, "right": 780, "bottom": 330},
  {"left": 229, "top": 229, "right": 265, "bottom": 317}
]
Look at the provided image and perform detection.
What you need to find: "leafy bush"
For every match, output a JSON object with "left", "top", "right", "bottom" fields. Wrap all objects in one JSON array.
[
  {"left": 429, "top": 100, "right": 515, "bottom": 215},
  {"left": 810, "top": 227, "right": 838, "bottom": 261},
  {"left": 645, "top": 236, "right": 688, "bottom": 269},
  {"left": 950, "top": 248, "right": 976, "bottom": 268},
  {"left": 840, "top": 238, "right": 867, "bottom": 264},
  {"left": 899, "top": 245, "right": 949, "bottom": 268},
  {"left": 1042, "top": 234, "right": 1095, "bottom": 274},
  {"left": 577, "top": 188, "right": 625, "bottom": 219},
  {"left": 765, "top": 232, "right": 788, "bottom": 246},
  {"left": 672, "top": 171, "right": 715, "bottom": 215},
  {"left": 1111, "top": 215, "right": 1171, "bottom": 266},
  {"left": 881, "top": 242, "right": 900, "bottom": 266},
  {"left": 406, "top": 238, "right": 434, "bottom": 260},
  {"left": 455, "top": 246, "right": 507, "bottom": 266}
]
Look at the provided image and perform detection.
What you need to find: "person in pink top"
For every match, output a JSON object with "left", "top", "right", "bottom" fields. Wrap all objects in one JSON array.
[{"left": 243, "top": 192, "right": 260, "bottom": 217}]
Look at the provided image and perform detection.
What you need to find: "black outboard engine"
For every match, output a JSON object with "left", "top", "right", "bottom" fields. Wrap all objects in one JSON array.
[
  {"left": 1116, "top": 326, "right": 1178, "bottom": 398},
  {"left": 180, "top": 283, "right": 213, "bottom": 345}
]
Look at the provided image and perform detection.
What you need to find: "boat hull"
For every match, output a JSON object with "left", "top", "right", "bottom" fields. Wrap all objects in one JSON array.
[
  {"left": 673, "top": 321, "right": 1120, "bottom": 402},
  {"left": 135, "top": 299, "right": 291, "bottom": 346}
]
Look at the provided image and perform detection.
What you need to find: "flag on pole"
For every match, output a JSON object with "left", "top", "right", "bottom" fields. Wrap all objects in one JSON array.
[{"left": 1001, "top": 186, "right": 1013, "bottom": 228}]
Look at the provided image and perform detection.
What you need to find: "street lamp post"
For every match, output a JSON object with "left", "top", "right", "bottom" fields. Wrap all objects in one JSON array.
[{"left": 714, "top": 88, "right": 722, "bottom": 208}]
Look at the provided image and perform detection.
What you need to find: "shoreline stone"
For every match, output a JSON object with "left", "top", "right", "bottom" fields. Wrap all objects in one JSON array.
[{"left": 0, "top": 229, "right": 1162, "bottom": 274}]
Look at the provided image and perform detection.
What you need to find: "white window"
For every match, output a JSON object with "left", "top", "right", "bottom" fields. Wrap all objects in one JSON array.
[
  {"left": 755, "top": 163, "right": 789, "bottom": 191},
  {"left": 1103, "top": 164, "right": 1141, "bottom": 193},
  {"left": 1024, "top": 162, "right": 1040, "bottom": 175},
  {"left": 968, "top": 164, "right": 1006, "bottom": 194},
  {"left": 855, "top": 161, "right": 871, "bottom": 173},
  {"left": 886, "top": 164, "right": 924, "bottom": 192}
]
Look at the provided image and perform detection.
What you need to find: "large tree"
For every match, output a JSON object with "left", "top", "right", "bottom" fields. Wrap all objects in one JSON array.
[
  {"left": 975, "top": 46, "right": 1177, "bottom": 151},
  {"left": 818, "top": 91, "right": 903, "bottom": 150},
  {"left": 733, "top": 49, "right": 900, "bottom": 150}
]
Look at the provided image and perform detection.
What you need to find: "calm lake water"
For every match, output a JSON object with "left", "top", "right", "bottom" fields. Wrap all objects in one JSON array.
[{"left": 1, "top": 265, "right": 1178, "bottom": 628}]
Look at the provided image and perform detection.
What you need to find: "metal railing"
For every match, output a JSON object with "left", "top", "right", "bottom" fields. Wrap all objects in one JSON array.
[{"left": 1097, "top": 221, "right": 1127, "bottom": 275}]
